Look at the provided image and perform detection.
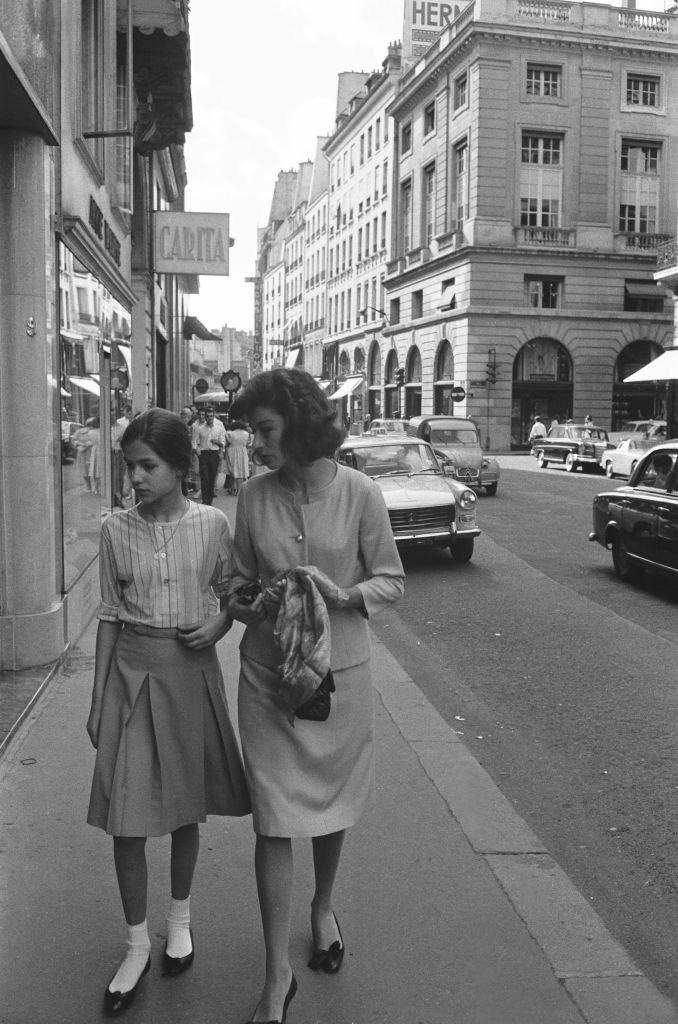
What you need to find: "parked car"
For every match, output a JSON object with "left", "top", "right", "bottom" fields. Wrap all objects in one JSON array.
[
  {"left": 608, "top": 419, "right": 667, "bottom": 445},
  {"left": 532, "top": 423, "right": 615, "bottom": 472},
  {"left": 589, "top": 441, "right": 678, "bottom": 581},
  {"left": 365, "top": 418, "right": 408, "bottom": 436},
  {"left": 406, "top": 415, "right": 500, "bottom": 495},
  {"left": 599, "top": 437, "right": 657, "bottom": 479},
  {"left": 337, "top": 436, "right": 480, "bottom": 562}
]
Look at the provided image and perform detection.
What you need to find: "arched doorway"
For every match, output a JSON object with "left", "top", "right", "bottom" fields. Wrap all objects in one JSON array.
[
  {"left": 384, "top": 350, "right": 399, "bottom": 416},
  {"left": 367, "top": 341, "right": 382, "bottom": 420},
  {"left": 338, "top": 350, "right": 351, "bottom": 377},
  {"left": 354, "top": 347, "right": 365, "bottom": 374},
  {"left": 405, "top": 345, "right": 422, "bottom": 418},
  {"left": 612, "top": 340, "right": 665, "bottom": 429},
  {"left": 433, "top": 340, "right": 455, "bottom": 413},
  {"left": 512, "top": 338, "right": 573, "bottom": 448}
]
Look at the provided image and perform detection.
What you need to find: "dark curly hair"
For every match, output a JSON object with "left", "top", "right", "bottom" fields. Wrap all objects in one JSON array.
[
  {"left": 230, "top": 368, "right": 346, "bottom": 465},
  {"left": 120, "top": 408, "right": 192, "bottom": 482}
]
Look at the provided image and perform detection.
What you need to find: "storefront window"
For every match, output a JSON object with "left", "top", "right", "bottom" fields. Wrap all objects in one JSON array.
[{"left": 58, "top": 240, "right": 132, "bottom": 588}]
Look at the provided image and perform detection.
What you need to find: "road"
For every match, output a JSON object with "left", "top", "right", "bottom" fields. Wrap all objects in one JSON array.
[{"left": 371, "top": 456, "right": 678, "bottom": 1006}]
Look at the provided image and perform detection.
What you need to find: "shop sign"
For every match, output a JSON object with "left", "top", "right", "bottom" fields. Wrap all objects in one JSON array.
[
  {"left": 403, "top": 0, "right": 468, "bottom": 60},
  {"left": 154, "top": 212, "right": 230, "bottom": 276},
  {"left": 89, "top": 196, "right": 122, "bottom": 266}
]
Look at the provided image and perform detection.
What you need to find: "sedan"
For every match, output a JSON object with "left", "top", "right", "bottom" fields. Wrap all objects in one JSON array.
[
  {"left": 337, "top": 436, "right": 480, "bottom": 562},
  {"left": 599, "top": 437, "right": 657, "bottom": 479},
  {"left": 532, "top": 423, "right": 615, "bottom": 472},
  {"left": 589, "top": 442, "right": 678, "bottom": 580}
]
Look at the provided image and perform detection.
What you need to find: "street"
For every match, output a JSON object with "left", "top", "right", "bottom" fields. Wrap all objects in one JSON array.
[{"left": 371, "top": 456, "right": 678, "bottom": 1005}]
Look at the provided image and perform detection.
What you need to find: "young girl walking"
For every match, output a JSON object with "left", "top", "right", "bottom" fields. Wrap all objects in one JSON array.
[{"left": 86, "top": 408, "right": 250, "bottom": 1016}]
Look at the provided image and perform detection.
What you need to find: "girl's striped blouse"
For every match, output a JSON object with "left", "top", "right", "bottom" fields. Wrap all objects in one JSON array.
[{"left": 98, "top": 502, "right": 233, "bottom": 628}]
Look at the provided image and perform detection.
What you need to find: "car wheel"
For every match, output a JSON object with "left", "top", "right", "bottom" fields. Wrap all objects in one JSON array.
[
  {"left": 484, "top": 483, "right": 498, "bottom": 496},
  {"left": 611, "top": 534, "right": 641, "bottom": 582},
  {"left": 605, "top": 461, "right": 615, "bottom": 478},
  {"left": 537, "top": 451, "right": 548, "bottom": 469},
  {"left": 565, "top": 453, "right": 577, "bottom": 472},
  {"left": 450, "top": 537, "right": 474, "bottom": 563}
]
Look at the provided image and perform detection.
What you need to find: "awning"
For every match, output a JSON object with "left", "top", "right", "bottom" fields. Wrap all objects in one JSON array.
[
  {"left": 69, "top": 376, "right": 101, "bottom": 397},
  {"left": 194, "top": 390, "right": 229, "bottom": 403},
  {"left": 625, "top": 282, "right": 665, "bottom": 299},
  {"left": 316, "top": 379, "right": 332, "bottom": 391},
  {"left": 624, "top": 348, "right": 678, "bottom": 383},
  {"left": 285, "top": 348, "right": 301, "bottom": 368},
  {"left": 116, "top": 0, "right": 186, "bottom": 36},
  {"left": 328, "top": 375, "right": 364, "bottom": 401},
  {"left": 115, "top": 343, "right": 133, "bottom": 375}
]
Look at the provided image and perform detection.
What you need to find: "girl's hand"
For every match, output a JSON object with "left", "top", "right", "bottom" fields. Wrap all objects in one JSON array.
[{"left": 177, "top": 613, "right": 232, "bottom": 649}]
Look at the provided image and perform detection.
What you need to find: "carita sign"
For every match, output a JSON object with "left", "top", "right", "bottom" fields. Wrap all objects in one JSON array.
[{"left": 154, "top": 212, "right": 230, "bottom": 276}]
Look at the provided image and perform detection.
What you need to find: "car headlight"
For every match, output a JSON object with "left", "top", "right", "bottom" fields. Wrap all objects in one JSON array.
[
  {"left": 459, "top": 489, "right": 477, "bottom": 510},
  {"left": 481, "top": 457, "right": 490, "bottom": 468}
]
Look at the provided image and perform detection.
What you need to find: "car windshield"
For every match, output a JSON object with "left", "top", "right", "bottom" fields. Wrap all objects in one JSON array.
[
  {"left": 429, "top": 427, "right": 478, "bottom": 445},
  {"left": 620, "top": 421, "right": 648, "bottom": 432},
  {"left": 347, "top": 442, "right": 441, "bottom": 477},
  {"left": 569, "top": 427, "right": 608, "bottom": 440}
]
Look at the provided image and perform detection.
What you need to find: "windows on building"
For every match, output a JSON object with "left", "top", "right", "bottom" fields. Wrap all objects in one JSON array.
[
  {"left": 382, "top": 159, "right": 389, "bottom": 195},
  {"left": 412, "top": 290, "right": 423, "bottom": 319},
  {"left": 624, "top": 279, "right": 665, "bottom": 313},
  {"left": 400, "top": 180, "right": 412, "bottom": 253},
  {"left": 81, "top": 0, "right": 104, "bottom": 167},
  {"left": 375, "top": 117, "right": 381, "bottom": 150},
  {"left": 525, "top": 276, "right": 563, "bottom": 308},
  {"left": 526, "top": 64, "right": 561, "bottom": 98},
  {"left": 453, "top": 141, "right": 468, "bottom": 228},
  {"left": 360, "top": 134, "right": 365, "bottom": 165},
  {"left": 380, "top": 211, "right": 387, "bottom": 250},
  {"left": 454, "top": 73, "right": 467, "bottom": 110},
  {"left": 390, "top": 297, "right": 401, "bottom": 324},
  {"left": 423, "top": 163, "right": 436, "bottom": 246},
  {"left": 401, "top": 122, "right": 412, "bottom": 154},
  {"left": 619, "top": 140, "right": 660, "bottom": 234},
  {"left": 424, "top": 101, "right": 436, "bottom": 135},
  {"left": 520, "top": 133, "right": 562, "bottom": 227},
  {"left": 367, "top": 126, "right": 373, "bottom": 158},
  {"left": 626, "top": 73, "right": 660, "bottom": 108}
]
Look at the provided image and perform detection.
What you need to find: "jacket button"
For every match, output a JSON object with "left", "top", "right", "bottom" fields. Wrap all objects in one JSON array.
[{"left": 295, "top": 534, "right": 303, "bottom": 542}]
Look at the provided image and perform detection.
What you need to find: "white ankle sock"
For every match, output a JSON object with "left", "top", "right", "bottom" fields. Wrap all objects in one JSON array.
[
  {"left": 108, "top": 920, "right": 151, "bottom": 994},
  {"left": 166, "top": 896, "right": 192, "bottom": 959}
]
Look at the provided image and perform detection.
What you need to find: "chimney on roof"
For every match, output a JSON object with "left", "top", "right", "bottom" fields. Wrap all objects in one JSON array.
[
  {"left": 620, "top": 0, "right": 636, "bottom": 8},
  {"left": 383, "top": 41, "right": 402, "bottom": 72}
]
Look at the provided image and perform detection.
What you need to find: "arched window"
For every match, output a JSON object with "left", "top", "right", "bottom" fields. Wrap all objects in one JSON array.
[
  {"left": 368, "top": 342, "right": 382, "bottom": 386},
  {"left": 612, "top": 339, "right": 666, "bottom": 428},
  {"left": 367, "top": 342, "right": 382, "bottom": 419},
  {"left": 354, "top": 347, "right": 365, "bottom": 373},
  {"left": 405, "top": 346, "right": 422, "bottom": 418},
  {"left": 384, "top": 350, "right": 398, "bottom": 384},
  {"left": 339, "top": 351, "right": 350, "bottom": 376},
  {"left": 511, "top": 339, "right": 573, "bottom": 448},
  {"left": 435, "top": 340, "right": 454, "bottom": 381},
  {"left": 434, "top": 340, "right": 455, "bottom": 414}
]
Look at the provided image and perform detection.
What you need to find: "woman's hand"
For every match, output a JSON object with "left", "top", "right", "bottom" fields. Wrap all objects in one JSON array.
[
  {"left": 86, "top": 703, "right": 101, "bottom": 749},
  {"left": 177, "top": 611, "right": 232, "bottom": 649},
  {"left": 227, "top": 591, "right": 267, "bottom": 626}
]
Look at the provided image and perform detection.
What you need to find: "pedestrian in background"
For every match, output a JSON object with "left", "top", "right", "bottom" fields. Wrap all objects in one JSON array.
[
  {"left": 86, "top": 408, "right": 250, "bottom": 1016},
  {"left": 528, "top": 414, "right": 547, "bottom": 443},
  {"left": 180, "top": 405, "right": 200, "bottom": 494},
  {"left": 227, "top": 367, "right": 404, "bottom": 1024},
  {"left": 196, "top": 406, "right": 226, "bottom": 505},
  {"left": 224, "top": 419, "right": 251, "bottom": 496}
]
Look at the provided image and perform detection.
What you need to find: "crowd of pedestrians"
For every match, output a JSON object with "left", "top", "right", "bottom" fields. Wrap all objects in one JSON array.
[{"left": 177, "top": 403, "right": 257, "bottom": 504}]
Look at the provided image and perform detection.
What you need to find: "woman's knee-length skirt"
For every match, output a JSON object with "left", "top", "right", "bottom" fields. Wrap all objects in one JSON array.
[
  {"left": 238, "top": 655, "right": 375, "bottom": 838},
  {"left": 87, "top": 627, "right": 251, "bottom": 837}
]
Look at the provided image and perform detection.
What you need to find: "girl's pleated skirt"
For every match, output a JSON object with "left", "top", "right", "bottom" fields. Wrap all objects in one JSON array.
[{"left": 87, "top": 625, "right": 251, "bottom": 837}]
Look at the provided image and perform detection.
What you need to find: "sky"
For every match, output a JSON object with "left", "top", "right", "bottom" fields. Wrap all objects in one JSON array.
[{"left": 184, "top": 0, "right": 404, "bottom": 334}]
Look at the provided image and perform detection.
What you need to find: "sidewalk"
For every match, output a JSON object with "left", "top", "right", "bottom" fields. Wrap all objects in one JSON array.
[{"left": 1, "top": 611, "right": 677, "bottom": 1024}]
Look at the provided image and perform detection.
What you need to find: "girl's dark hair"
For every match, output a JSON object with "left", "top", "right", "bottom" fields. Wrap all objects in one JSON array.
[
  {"left": 230, "top": 368, "right": 346, "bottom": 464},
  {"left": 120, "top": 409, "right": 192, "bottom": 481}
]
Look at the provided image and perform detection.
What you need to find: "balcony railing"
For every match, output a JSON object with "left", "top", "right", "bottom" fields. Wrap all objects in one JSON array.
[
  {"left": 516, "top": 226, "right": 575, "bottom": 247},
  {"left": 620, "top": 232, "right": 672, "bottom": 252},
  {"left": 657, "top": 237, "right": 678, "bottom": 270}
]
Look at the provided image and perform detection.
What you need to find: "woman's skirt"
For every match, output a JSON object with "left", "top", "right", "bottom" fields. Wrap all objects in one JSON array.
[
  {"left": 88, "top": 626, "right": 251, "bottom": 837},
  {"left": 238, "top": 655, "right": 375, "bottom": 838}
]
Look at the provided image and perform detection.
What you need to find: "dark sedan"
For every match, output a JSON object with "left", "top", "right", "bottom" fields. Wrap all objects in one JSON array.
[
  {"left": 532, "top": 423, "right": 615, "bottom": 472},
  {"left": 589, "top": 442, "right": 678, "bottom": 580}
]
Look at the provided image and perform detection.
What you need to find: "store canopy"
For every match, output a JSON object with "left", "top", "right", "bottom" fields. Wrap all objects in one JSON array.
[
  {"left": 624, "top": 348, "right": 678, "bottom": 383},
  {"left": 285, "top": 348, "right": 301, "bottom": 368},
  {"left": 328, "top": 375, "right": 364, "bottom": 401},
  {"left": 194, "top": 390, "right": 230, "bottom": 403},
  {"left": 69, "top": 376, "right": 101, "bottom": 396},
  {"left": 438, "top": 284, "right": 456, "bottom": 311},
  {"left": 624, "top": 282, "right": 666, "bottom": 299}
]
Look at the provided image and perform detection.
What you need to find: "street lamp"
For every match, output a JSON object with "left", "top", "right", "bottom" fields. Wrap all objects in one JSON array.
[{"left": 358, "top": 306, "right": 389, "bottom": 329}]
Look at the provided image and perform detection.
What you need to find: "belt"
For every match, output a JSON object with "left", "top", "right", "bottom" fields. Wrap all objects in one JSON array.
[{"left": 124, "top": 623, "right": 182, "bottom": 638}]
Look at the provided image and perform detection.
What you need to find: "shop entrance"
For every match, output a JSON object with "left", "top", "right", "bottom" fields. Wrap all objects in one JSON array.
[{"left": 511, "top": 339, "right": 573, "bottom": 448}]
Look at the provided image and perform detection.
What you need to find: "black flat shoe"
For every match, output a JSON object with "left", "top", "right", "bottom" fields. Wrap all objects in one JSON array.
[
  {"left": 162, "top": 927, "right": 194, "bottom": 976},
  {"left": 245, "top": 972, "right": 297, "bottom": 1024},
  {"left": 104, "top": 955, "right": 151, "bottom": 1015},
  {"left": 308, "top": 913, "right": 344, "bottom": 973}
]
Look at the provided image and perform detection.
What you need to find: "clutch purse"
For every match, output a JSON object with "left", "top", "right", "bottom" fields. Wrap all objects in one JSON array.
[{"left": 295, "top": 670, "right": 335, "bottom": 722}]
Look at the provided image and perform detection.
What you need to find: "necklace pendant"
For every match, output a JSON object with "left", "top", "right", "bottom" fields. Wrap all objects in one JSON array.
[{"left": 159, "top": 551, "right": 167, "bottom": 558}]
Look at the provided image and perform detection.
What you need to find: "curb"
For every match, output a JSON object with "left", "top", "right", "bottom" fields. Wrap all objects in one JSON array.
[{"left": 370, "top": 633, "right": 678, "bottom": 1024}]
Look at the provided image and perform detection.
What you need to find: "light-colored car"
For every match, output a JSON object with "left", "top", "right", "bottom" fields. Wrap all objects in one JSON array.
[
  {"left": 337, "top": 436, "right": 480, "bottom": 562},
  {"left": 599, "top": 437, "right": 657, "bottom": 479},
  {"left": 608, "top": 419, "right": 667, "bottom": 445},
  {"left": 406, "top": 415, "right": 500, "bottom": 495},
  {"left": 365, "top": 418, "right": 408, "bottom": 436}
]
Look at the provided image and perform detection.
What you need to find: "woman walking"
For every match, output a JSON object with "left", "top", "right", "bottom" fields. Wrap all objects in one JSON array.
[
  {"left": 224, "top": 419, "right": 251, "bottom": 495},
  {"left": 227, "top": 368, "right": 404, "bottom": 1023},
  {"left": 86, "top": 408, "right": 250, "bottom": 1016}
]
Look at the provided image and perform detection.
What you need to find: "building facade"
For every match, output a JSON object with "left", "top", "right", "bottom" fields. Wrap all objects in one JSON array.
[
  {"left": 0, "top": 0, "right": 195, "bottom": 670},
  {"left": 382, "top": 0, "right": 677, "bottom": 450}
]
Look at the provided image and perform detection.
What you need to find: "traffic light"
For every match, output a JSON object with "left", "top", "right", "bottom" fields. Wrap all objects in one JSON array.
[
  {"left": 395, "top": 367, "right": 405, "bottom": 387},
  {"left": 486, "top": 349, "right": 497, "bottom": 385}
]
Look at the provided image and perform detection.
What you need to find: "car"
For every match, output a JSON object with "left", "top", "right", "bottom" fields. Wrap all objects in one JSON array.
[
  {"left": 405, "top": 415, "right": 500, "bottom": 495},
  {"left": 364, "top": 418, "right": 408, "bottom": 436},
  {"left": 531, "top": 423, "right": 615, "bottom": 472},
  {"left": 608, "top": 419, "right": 667, "bottom": 445},
  {"left": 599, "top": 437, "right": 657, "bottom": 479},
  {"left": 589, "top": 441, "right": 678, "bottom": 581},
  {"left": 337, "top": 435, "right": 480, "bottom": 562}
]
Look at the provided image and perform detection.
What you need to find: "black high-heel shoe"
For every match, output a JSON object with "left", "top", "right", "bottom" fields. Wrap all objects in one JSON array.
[
  {"left": 104, "top": 955, "right": 151, "bottom": 1015},
  {"left": 245, "top": 972, "right": 297, "bottom": 1024},
  {"left": 162, "top": 927, "right": 195, "bottom": 976},
  {"left": 308, "top": 913, "right": 344, "bottom": 973}
]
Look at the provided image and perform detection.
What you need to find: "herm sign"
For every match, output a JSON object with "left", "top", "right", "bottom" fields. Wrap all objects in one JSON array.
[
  {"left": 154, "top": 212, "right": 230, "bottom": 276},
  {"left": 403, "top": 0, "right": 468, "bottom": 60}
]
